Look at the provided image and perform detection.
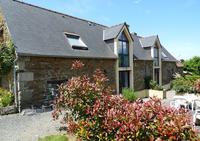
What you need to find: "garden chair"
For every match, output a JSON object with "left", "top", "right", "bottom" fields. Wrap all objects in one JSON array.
[
  {"left": 191, "top": 99, "right": 200, "bottom": 111},
  {"left": 170, "top": 97, "right": 189, "bottom": 109},
  {"left": 193, "top": 109, "right": 200, "bottom": 126}
]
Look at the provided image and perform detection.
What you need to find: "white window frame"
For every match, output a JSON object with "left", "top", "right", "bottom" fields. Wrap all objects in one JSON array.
[{"left": 64, "top": 32, "right": 88, "bottom": 50}]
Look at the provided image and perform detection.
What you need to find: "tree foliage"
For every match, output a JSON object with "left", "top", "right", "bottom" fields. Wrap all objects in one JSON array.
[
  {"left": 184, "top": 56, "right": 200, "bottom": 75},
  {"left": 171, "top": 75, "right": 200, "bottom": 93},
  {"left": 0, "top": 87, "right": 14, "bottom": 107},
  {"left": 0, "top": 41, "right": 15, "bottom": 76}
]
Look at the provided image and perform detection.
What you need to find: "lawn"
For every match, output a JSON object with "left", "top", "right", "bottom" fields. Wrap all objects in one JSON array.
[{"left": 38, "top": 135, "right": 69, "bottom": 141}]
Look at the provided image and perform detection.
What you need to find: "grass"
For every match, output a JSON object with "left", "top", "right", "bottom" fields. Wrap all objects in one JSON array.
[{"left": 38, "top": 134, "right": 69, "bottom": 141}]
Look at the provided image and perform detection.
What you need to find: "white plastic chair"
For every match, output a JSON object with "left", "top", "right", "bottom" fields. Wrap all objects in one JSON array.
[
  {"left": 193, "top": 109, "right": 200, "bottom": 126},
  {"left": 191, "top": 99, "right": 200, "bottom": 111},
  {"left": 170, "top": 98, "right": 188, "bottom": 109}
]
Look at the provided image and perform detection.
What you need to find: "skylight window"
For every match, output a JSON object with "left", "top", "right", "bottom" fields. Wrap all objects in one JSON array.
[
  {"left": 65, "top": 33, "right": 88, "bottom": 50},
  {"left": 162, "top": 52, "right": 168, "bottom": 58}
]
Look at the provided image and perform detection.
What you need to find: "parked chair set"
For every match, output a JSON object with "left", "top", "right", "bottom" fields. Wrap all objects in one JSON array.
[{"left": 170, "top": 95, "right": 200, "bottom": 126}]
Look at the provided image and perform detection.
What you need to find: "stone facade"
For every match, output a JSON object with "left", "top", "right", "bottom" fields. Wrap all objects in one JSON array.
[
  {"left": 133, "top": 60, "right": 153, "bottom": 91},
  {"left": 17, "top": 56, "right": 116, "bottom": 107},
  {"left": 162, "top": 61, "right": 178, "bottom": 85},
  {"left": 0, "top": 12, "right": 10, "bottom": 43}
]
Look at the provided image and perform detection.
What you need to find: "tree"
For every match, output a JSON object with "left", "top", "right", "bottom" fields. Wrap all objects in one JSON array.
[
  {"left": 184, "top": 56, "right": 200, "bottom": 75},
  {"left": 0, "top": 41, "right": 15, "bottom": 76}
]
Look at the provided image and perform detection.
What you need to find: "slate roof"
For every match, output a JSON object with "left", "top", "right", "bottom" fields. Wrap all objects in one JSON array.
[
  {"left": 161, "top": 46, "right": 177, "bottom": 62},
  {"left": 132, "top": 34, "right": 152, "bottom": 60},
  {"left": 0, "top": 0, "right": 116, "bottom": 59},
  {"left": 132, "top": 34, "right": 177, "bottom": 62},
  {"left": 139, "top": 35, "right": 157, "bottom": 48},
  {"left": 103, "top": 23, "right": 124, "bottom": 41}
]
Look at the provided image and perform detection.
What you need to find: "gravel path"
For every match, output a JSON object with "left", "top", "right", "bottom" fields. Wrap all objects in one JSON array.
[
  {"left": 0, "top": 110, "right": 64, "bottom": 141},
  {"left": 162, "top": 90, "right": 176, "bottom": 106}
]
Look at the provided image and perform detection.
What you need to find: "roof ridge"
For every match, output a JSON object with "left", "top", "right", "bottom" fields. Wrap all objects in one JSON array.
[
  {"left": 107, "top": 22, "right": 125, "bottom": 28},
  {"left": 141, "top": 35, "right": 157, "bottom": 38},
  {"left": 12, "top": 0, "right": 107, "bottom": 28}
]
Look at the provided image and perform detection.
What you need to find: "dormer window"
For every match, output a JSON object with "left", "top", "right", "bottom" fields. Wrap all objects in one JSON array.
[{"left": 65, "top": 33, "right": 88, "bottom": 50}]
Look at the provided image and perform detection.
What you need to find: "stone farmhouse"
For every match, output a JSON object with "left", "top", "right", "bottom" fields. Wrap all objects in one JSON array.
[{"left": 0, "top": 0, "right": 182, "bottom": 108}]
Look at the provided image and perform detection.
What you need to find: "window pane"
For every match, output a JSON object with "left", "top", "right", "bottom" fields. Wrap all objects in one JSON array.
[
  {"left": 119, "top": 55, "right": 123, "bottom": 66},
  {"left": 119, "top": 55, "right": 129, "bottom": 67},
  {"left": 154, "top": 48, "right": 158, "bottom": 57},
  {"left": 66, "top": 34, "right": 79, "bottom": 39},
  {"left": 154, "top": 58, "right": 159, "bottom": 66},
  {"left": 119, "top": 32, "right": 124, "bottom": 40},
  {"left": 162, "top": 52, "right": 167, "bottom": 58},
  {"left": 119, "top": 71, "right": 130, "bottom": 93},
  {"left": 119, "top": 31, "right": 128, "bottom": 41},
  {"left": 65, "top": 34, "right": 87, "bottom": 48},
  {"left": 68, "top": 38, "right": 83, "bottom": 46},
  {"left": 123, "top": 43, "right": 129, "bottom": 54},
  {"left": 153, "top": 47, "right": 159, "bottom": 66},
  {"left": 154, "top": 69, "right": 159, "bottom": 84},
  {"left": 124, "top": 55, "right": 129, "bottom": 67},
  {"left": 118, "top": 41, "right": 123, "bottom": 54}
]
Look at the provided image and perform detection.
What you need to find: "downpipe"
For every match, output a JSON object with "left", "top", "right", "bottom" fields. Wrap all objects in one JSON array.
[{"left": 13, "top": 49, "right": 20, "bottom": 112}]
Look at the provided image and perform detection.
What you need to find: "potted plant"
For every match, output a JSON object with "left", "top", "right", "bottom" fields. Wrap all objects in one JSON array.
[{"left": 148, "top": 80, "right": 166, "bottom": 99}]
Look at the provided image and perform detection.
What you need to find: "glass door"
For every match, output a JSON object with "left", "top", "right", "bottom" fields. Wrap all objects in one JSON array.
[{"left": 119, "top": 71, "right": 130, "bottom": 93}]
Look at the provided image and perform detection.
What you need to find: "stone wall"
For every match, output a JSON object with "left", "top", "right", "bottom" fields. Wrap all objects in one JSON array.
[
  {"left": 17, "top": 56, "right": 116, "bottom": 107},
  {"left": 133, "top": 60, "right": 153, "bottom": 91},
  {"left": 0, "top": 11, "right": 10, "bottom": 44},
  {"left": 162, "top": 61, "right": 177, "bottom": 85}
]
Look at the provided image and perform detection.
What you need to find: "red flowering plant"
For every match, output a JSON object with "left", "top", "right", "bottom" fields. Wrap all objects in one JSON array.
[
  {"left": 195, "top": 79, "right": 200, "bottom": 93},
  {"left": 52, "top": 60, "right": 199, "bottom": 141},
  {"left": 52, "top": 60, "right": 112, "bottom": 121}
]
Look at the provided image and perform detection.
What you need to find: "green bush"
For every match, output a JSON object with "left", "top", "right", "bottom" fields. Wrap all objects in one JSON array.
[
  {"left": 171, "top": 75, "right": 200, "bottom": 93},
  {"left": 0, "top": 87, "right": 14, "bottom": 107},
  {"left": 0, "top": 42, "right": 15, "bottom": 76},
  {"left": 122, "top": 88, "right": 136, "bottom": 102},
  {"left": 149, "top": 80, "right": 163, "bottom": 90},
  {"left": 144, "top": 76, "right": 151, "bottom": 89},
  {"left": 184, "top": 56, "right": 200, "bottom": 75},
  {"left": 38, "top": 135, "right": 68, "bottom": 141}
]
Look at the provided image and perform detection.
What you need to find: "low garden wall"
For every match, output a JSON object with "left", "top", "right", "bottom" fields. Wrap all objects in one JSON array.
[
  {"left": 135, "top": 89, "right": 166, "bottom": 99},
  {"left": 148, "top": 89, "right": 166, "bottom": 99}
]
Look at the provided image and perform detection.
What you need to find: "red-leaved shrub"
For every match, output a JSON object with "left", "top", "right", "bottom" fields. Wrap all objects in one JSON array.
[
  {"left": 195, "top": 79, "right": 200, "bottom": 93},
  {"left": 53, "top": 60, "right": 199, "bottom": 141}
]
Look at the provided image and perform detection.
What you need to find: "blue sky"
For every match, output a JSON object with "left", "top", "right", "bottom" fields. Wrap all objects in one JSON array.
[{"left": 23, "top": 0, "right": 200, "bottom": 60}]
